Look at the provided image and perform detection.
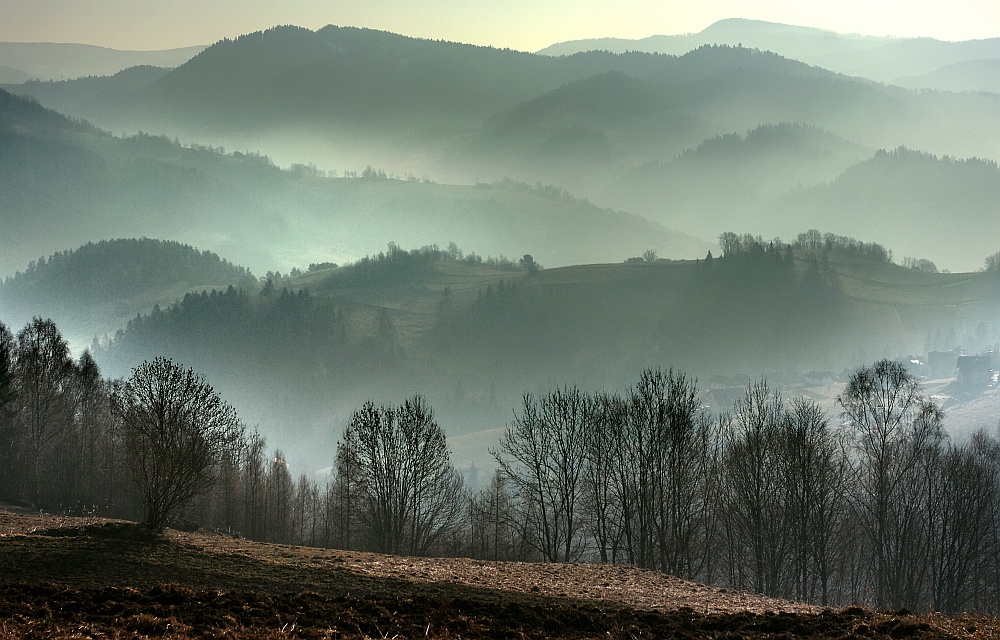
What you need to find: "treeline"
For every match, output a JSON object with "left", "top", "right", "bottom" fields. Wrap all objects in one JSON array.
[
  {"left": 719, "top": 230, "right": 893, "bottom": 264},
  {"left": 4, "top": 316, "right": 998, "bottom": 613},
  {"left": 325, "top": 242, "right": 527, "bottom": 290}
]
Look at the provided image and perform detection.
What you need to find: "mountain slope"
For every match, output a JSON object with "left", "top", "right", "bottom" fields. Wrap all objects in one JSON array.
[
  {"left": 0, "top": 89, "right": 708, "bottom": 279},
  {"left": 896, "top": 58, "right": 1000, "bottom": 94},
  {"left": 0, "top": 41, "right": 205, "bottom": 81},
  {"left": 606, "top": 124, "right": 870, "bottom": 237},
  {"left": 779, "top": 148, "right": 1000, "bottom": 270}
]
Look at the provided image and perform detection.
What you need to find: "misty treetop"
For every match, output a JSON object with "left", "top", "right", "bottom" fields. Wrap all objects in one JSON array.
[
  {"left": 322, "top": 242, "right": 528, "bottom": 290},
  {"left": 720, "top": 230, "right": 893, "bottom": 264}
]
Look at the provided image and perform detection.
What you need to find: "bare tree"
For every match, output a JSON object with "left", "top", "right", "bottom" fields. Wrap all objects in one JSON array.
[
  {"left": 0, "top": 321, "right": 17, "bottom": 501},
  {"left": 470, "top": 469, "right": 527, "bottom": 561},
  {"left": 329, "top": 429, "right": 365, "bottom": 549},
  {"left": 582, "top": 392, "right": 625, "bottom": 563},
  {"left": 839, "top": 359, "right": 945, "bottom": 609},
  {"left": 722, "top": 380, "right": 789, "bottom": 596},
  {"left": 241, "top": 429, "right": 268, "bottom": 539},
  {"left": 265, "top": 451, "right": 294, "bottom": 543},
  {"left": 115, "top": 357, "right": 243, "bottom": 530},
  {"left": 783, "top": 398, "right": 843, "bottom": 605},
  {"left": 347, "top": 396, "right": 464, "bottom": 555},
  {"left": 649, "top": 369, "right": 714, "bottom": 579},
  {"left": 929, "top": 432, "right": 1000, "bottom": 613},
  {"left": 13, "top": 317, "right": 75, "bottom": 504},
  {"left": 495, "top": 387, "right": 588, "bottom": 562}
]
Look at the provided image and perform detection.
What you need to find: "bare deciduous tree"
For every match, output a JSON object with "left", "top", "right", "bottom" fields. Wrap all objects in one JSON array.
[
  {"left": 495, "top": 387, "right": 588, "bottom": 562},
  {"left": 115, "top": 357, "right": 243, "bottom": 530},
  {"left": 346, "top": 395, "right": 463, "bottom": 555},
  {"left": 929, "top": 432, "right": 1000, "bottom": 613},
  {"left": 0, "top": 321, "right": 17, "bottom": 500},
  {"left": 13, "top": 318, "right": 75, "bottom": 504},
  {"left": 839, "top": 359, "right": 945, "bottom": 609},
  {"left": 723, "top": 380, "right": 789, "bottom": 596}
]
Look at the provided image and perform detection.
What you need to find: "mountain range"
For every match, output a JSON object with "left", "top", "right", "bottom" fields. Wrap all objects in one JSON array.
[
  {"left": 6, "top": 25, "right": 1000, "bottom": 269},
  {"left": 539, "top": 18, "right": 1000, "bottom": 90},
  {"left": 0, "top": 88, "right": 707, "bottom": 282}
]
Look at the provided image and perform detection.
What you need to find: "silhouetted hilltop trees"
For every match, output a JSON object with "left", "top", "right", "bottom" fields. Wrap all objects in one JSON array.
[{"left": 323, "top": 243, "right": 524, "bottom": 290}]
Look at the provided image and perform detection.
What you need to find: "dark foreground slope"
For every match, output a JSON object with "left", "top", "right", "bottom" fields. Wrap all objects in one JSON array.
[{"left": 1, "top": 511, "right": 995, "bottom": 639}]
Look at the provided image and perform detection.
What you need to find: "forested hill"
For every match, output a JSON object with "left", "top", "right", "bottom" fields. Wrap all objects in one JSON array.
[
  {"left": 1, "top": 238, "right": 255, "bottom": 302},
  {"left": 0, "top": 239, "right": 257, "bottom": 346},
  {"left": 81, "top": 236, "right": 1000, "bottom": 467},
  {"left": 779, "top": 147, "right": 1000, "bottom": 266}
]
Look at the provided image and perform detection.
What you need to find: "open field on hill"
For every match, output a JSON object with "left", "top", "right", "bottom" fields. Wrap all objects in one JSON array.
[{"left": 1, "top": 509, "right": 998, "bottom": 638}]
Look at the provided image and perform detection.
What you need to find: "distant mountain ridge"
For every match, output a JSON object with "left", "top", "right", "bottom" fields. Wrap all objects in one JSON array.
[
  {"left": 538, "top": 19, "right": 888, "bottom": 59},
  {"left": 538, "top": 18, "right": 1000, "bottom": 90},
  {"left": 896, "top": 58, "right": 1000, "bottom": 93},
  {"left": 3, "top": 24, "right": 999, "bottom": 272},
  {"left": 0, "top": 42, "right": 205, "bottom": 81}
]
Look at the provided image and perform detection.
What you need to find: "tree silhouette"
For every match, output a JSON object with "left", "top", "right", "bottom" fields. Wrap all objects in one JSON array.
[{"left": 115, "top": 357, "right": 243, "bottom": 530}]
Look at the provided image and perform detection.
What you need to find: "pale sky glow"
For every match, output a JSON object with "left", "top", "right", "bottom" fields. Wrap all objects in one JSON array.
[{"left": 0, "top": 0, "right": 997, "bottom": 51}]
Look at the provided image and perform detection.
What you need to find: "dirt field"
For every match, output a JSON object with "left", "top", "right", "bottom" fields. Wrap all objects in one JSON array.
[{"left": 1, "top": 509, "right": 997, "bottom": 638}]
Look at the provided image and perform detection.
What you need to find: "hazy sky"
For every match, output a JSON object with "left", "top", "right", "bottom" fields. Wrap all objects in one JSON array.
[{"left": 1, "top": 0, "right": 997, "bottom": 51}]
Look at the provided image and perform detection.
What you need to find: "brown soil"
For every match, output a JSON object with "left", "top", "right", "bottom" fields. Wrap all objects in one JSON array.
[{"left": 1, "top": 509, "right": 997, "bottom": 638}]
